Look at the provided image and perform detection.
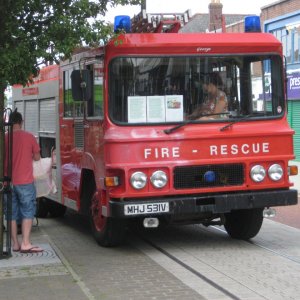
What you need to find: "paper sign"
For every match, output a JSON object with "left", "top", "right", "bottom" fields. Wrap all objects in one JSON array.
[
  {"left": 128, "top": 96, "right": 147, "bottom": 123},
  {"left": 165, "top": 95, "right": 184, "bottom": 121},
  {"left": 147, "top": 96, "right": 166, "bottom": 123}
]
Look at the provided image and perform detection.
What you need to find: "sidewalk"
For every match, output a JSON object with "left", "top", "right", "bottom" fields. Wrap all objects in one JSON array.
[{"left": 0, "top": 225, "right": 88, "bottom": 300}]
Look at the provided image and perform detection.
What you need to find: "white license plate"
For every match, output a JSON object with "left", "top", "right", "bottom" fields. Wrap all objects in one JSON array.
[{"left": 124, "top": 202, "right": 169, "bottom": 216}]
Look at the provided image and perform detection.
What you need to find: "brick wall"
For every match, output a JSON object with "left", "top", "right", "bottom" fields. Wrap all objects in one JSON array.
[
  {"left": 209, "top": 2, "right": 223, "bottom": 32},
  {"left": 225, "top": 0, "right": 300, "bottom": 33},
  {"left": 261, "top": 0, "right": 300, "bottom": 24},
  {"left": 225, "top": 21, "right": 244, "bottom": 33}
]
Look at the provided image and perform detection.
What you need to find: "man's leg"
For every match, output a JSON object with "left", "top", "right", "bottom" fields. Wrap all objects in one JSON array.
[
  {"left": 11, "top": 220, "right": 20, "bottom": 251},
  {"left": 21, "top": 218, "right": 33, "bottom": 249},
  {"left": 19, "top": 183, "right": 42, "bottom": 252},
  {"left": 10, "top": 188, "right": 20, "bottom": 251}
]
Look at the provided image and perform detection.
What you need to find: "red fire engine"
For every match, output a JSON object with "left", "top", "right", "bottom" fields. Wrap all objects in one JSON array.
[{"left": 12, "top": 15, "right": 298, "bottom": 246}]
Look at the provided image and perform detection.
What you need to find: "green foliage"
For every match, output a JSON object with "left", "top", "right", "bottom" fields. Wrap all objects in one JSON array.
[{"left": 0, "top": 0, "right": 141, "bottom": 89}]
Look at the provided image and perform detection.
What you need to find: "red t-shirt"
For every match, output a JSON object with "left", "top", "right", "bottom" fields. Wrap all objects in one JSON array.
[{"left": 9, "top": 130, "right": 40, "bottom": 185}]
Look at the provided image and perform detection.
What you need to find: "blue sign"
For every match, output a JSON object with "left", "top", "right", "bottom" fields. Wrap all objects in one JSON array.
[{"left": 287, "top": 72, "right": 300, "bottom": 100}]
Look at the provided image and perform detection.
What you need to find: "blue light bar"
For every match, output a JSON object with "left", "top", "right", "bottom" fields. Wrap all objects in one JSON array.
[
  {"left": 244, "top": 16, "right": 261, "bottom": 33},
  {"left": 114, "top": 15, "right": 131, "bottom": 33}
]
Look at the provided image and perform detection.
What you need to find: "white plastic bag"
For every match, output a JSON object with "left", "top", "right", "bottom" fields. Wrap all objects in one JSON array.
[{"left": 33, "top": 157, "right": 57, "bottom": 197}]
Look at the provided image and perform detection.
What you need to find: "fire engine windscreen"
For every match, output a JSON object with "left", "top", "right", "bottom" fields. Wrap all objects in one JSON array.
[{"left": 109, "top": 55, "right": 284, "bottom": 124}]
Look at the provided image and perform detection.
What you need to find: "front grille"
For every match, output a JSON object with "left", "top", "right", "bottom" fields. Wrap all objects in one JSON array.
[{"left": 174, "top": 164, "right": 244, "bottom": 189}]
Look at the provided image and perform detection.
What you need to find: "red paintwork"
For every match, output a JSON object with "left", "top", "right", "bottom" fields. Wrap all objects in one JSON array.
[
  {"left": 13, "top": 65, "right": 59, "bottom": 88},
  {"left": 58, "top": 32, "right": 294, "bottom": 213}
]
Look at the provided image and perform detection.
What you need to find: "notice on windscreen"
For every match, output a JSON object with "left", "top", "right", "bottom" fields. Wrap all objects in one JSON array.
[
  {"left": 128, "top": 96, "right": 147, "bottom": 123},
  {"left": 147, "top": 96, "right": 165, "bottom": 122},
  {"left": 128, "top": 95, "right": 183, "bottom": 123},
  {"left": 165, "top": 95, "right": 183, "bottom": 122}
]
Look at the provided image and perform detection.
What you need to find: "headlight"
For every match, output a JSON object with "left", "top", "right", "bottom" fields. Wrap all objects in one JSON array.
[
  {"left": 150, "top": 170, "right": 168, "bottom": 188},
  {"left": 130, "top": 172, "right": 147, "bottom": 189},
  {"left": 250, "top": 165, "right": 266, "bottom": 182},
  {"left": 268, "top": 164, "right": 283, "bottom": 181}
]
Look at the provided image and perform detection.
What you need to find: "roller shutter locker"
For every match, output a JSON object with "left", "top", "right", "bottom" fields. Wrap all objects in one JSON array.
[
  {"left": 14, "top": 101, "right": 24, "bottom": 116},
  {"left": 24, "top": 100, "right": 38, "bottom": 137},
  {"left": 39, "top": 98, "right": 56, "bottom": 133}
]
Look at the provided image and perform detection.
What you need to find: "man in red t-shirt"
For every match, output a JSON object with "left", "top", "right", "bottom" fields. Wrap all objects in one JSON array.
[{"left": 8, "top": 111, "right": 42, "bottom": 253}]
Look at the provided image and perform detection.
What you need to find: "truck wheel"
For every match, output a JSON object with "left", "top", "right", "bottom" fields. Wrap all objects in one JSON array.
[
  {"left": 36, "top": 197, "right": 49, "bottom": 218},
  {"left": 90, "top": 192, "right": 126, "bottom": 247},
  {"left": 224, "top": 208, "right": 263, "bottom": 240},
  {"left": 48, "top": 201, "right": 67, "bottom": 218}
]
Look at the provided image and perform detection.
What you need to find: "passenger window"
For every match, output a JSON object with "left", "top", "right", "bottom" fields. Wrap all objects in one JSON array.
[
  {"left": 87, "top": 63, "right": 104, "bottom": 118},
  {"left": 63, "top": 69, "right": 84, "bottom": 117}
]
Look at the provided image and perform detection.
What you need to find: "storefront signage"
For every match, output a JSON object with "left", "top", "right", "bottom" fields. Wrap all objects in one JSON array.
[{"left": 287, "top": 72, "right": 300, "bottom": 100}]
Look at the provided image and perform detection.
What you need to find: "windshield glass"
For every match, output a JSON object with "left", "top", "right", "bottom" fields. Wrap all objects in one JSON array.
[{"left": 109, "top": 55, "right": 284, "bottom": 124}]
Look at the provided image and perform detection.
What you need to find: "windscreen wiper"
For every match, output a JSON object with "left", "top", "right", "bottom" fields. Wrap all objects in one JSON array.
[
  {"left": 219, "top": 114, "right": 252, "bottom": 131},
  {"left": 164, "top": 112, "right": 230, "bottom": 134}
]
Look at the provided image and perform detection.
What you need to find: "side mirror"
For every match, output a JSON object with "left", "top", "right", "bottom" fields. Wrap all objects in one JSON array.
[{"left": 71, "top": 69, "right": 92, "bottom": 101}]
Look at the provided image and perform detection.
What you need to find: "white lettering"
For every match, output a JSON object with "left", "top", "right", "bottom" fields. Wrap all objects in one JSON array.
[
  {"left": 241, "top": 144, "right": 249, "bottom": 154},
  {"left": 262, "top": 143, "right": 269, "bottom": 153},
  {"left": 220, "top": 145, "right": 228, "bottom": 155},
  {"left": 197, "top": 47, "right": 212, "bottom": 53},
  {"left": 144, "top": 148, "right": 151, "bottom": 159},
  {"left": 231, "top": 144, "right": 238, "bottom": 155},
  {"left": 173, "top": 147, "right": 180, "bottom": 157},
  {"left": 161, "top": 148, "right": 169, "bottom": 158},
  {"left": 252, "top": 143, "right": 260, "bottom": 154},
  {"left": 210, "top": 145, "right": 218, "bottom": 155},
  {"left": 210, "top": 142, "right": 270, "bottom": 156},
  {"left": 144, "top": 147, "right": 180, "bottom": 159},
  {"left": 290, "top": 77, "right": 300, "bottom": 89}
]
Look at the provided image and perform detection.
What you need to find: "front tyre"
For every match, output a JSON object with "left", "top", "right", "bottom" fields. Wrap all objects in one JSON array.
[
  {"left": 224, "top": 208, "right": 263, "bottom": 240},
  {"left": 90, "top": 192, "right": 126, "bottom": 247}
]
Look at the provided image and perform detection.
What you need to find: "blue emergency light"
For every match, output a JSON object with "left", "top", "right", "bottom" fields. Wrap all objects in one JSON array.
[
  {"left": 244, "top": 16, "right": 261, "bottom": 33},
  {"left": 114, "top": 15, "right": 131, "bottom": 33}
]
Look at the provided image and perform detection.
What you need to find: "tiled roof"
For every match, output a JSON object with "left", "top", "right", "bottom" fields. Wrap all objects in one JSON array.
[{"left": 180, "top": 13, "right": 250, "bottom": 33}]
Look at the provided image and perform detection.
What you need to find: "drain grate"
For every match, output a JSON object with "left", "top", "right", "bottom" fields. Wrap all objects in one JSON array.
[
  {"left": 0, "top": 243, "right": 68, "bottom": 279},
  {"left": 0, "top": 243, "right": 61, "bottom": 268}
]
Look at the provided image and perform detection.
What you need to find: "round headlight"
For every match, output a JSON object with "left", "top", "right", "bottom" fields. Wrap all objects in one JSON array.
[
  {"left": 250, "top": 165, "right": 266, "bottom": 182},
  {"left": 130, "top": 172, "right": 147, "bottom": 190},
  {"left": 150, "top": 170, "right": 168, "bottom": 188},
  {"left": 268, "top": 164, "right": 283, "bottom": 181}
]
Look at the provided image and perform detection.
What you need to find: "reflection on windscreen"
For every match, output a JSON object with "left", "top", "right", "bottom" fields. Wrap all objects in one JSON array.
[{"left": 109, "top": 55, "right": 284, "bottom": 124}]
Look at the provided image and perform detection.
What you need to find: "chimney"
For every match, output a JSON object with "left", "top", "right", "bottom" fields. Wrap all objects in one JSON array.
[{"left": 209, "top": 0, "right": 223, "bottom": 32}]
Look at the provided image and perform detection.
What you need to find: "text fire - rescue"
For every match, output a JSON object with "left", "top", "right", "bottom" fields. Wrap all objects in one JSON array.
[{"left": 144, "top": 142, "right": 270, "bottom": 159}]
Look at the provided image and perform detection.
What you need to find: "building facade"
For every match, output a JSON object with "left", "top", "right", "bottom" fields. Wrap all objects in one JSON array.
[
  {"left": 224, "top": 0, "right": 300, "bottom": 160},
  {"left": 261, "top": 0, "right": 300, "bottom": 160}
]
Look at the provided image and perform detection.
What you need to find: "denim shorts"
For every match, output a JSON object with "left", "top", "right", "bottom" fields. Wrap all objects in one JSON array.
[{"left": 11, "top": 183, "right": 36, "bottom": 220}]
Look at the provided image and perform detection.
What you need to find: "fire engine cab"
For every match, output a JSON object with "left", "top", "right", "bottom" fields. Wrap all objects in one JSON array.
[{"left": 12, "top": 15, "right": 298, "bottom": 246}]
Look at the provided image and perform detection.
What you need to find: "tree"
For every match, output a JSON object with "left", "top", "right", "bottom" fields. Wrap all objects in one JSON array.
[{"left": 0, "top": 0, "right": 141, "bottom": 255}]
